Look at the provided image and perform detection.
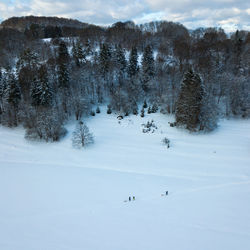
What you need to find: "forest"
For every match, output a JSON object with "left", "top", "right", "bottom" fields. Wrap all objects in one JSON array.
[{"left": 0, "top": 16, "right": 249, "bottom": 141}]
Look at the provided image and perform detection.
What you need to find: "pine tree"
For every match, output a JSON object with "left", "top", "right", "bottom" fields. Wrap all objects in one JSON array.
[
  {"left": 73, "top": 40, "right": 85, "bottom": 66},
  {"left": 84, "top": 39, "right": 92, "bottom": 57},
  {"left": 31, "top": 65, "right": 52, "bottom": 107},
  {"left": 58, "top": 41, "right": 69, "bottom": 64},
  {"left": 175, "top": 69, "right": 204, "bottom": 131},
  {"left": 72, "top": 42, "right": 78, "bottom": 66},
  {"left": 96, "top": 106, "right": 101, "bottom": 113},
  {"left": 0, "top": 70, "right": 4, "bottom": 114},
  {"left": 127, "top": 46, "right": 139, "bottom": 78},
  {"left": 16, "top": 48, "right": 38, "bottom": 71},
  {"left": 5, "top": 73, "right": 21, "bottom": 108},
  {"left": 30, "top": 77, "right": 41, "bottom": 106},
  {"left": 140, "top": 108, "right": 145, "bottom": 117},
  {"left": 141, "top": 45, "right": 155, "bottom": 92},
  {"left": 233, "top": 30, "right": 243, "bottom": 75},
  {"left": 99, "top": 43, "right": 112, "bottom": 78},
  {"left": 199, "top": 89, "right": 218, "bottom": 131},
  {"left": 0, "top": 70, "right": 3, "bottom": 99},
  {"left": 58, "top": 63, "right": 69, "bottom": 89},
  {"left": 57, "top": 41, "right": 70, "bottom": 89},
  {"left": 115, "top": 44, "right": 127, "bottom": 74}
]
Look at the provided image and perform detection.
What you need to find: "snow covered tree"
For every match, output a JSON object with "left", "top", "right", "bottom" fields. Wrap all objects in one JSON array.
[
  {"left": 16, "top": 48, "right": 39, "bottom": 98},
  {"left": 199, "top": 89, "right": 218, "bottom": 131},
  {"left": 25, "top": 108, "right": 67, "bottom": 142},
  {"left": 58, "top": 63, "right": 69, "bottom": 89},
  {"left": 72, "top": 40, "right": 85, "bottom": 67},
  {"left": 127, "top": 46, "right": 139, "bottom": 78},
  {"left": 83, "top": 39, "right": 92, "bottom": 57},
  {"left": 16, "top": 48, "right": 38, "bottom": 71},
  {"left": 5, "top": 73, "right": 21, "bottom": 108},
  {"left": 141, "top": 45, "right": 155, "bottom": 92},
  {"left": 31, "top": 65, "right": 52, "bottom": 107},
  {"left": 140, "top": 108, "right": 145, "bottom": 117},
  {"left": 72, "top": 121, "right": 94, "bottom": 148},
  {"left": 143, "top": 100, "right": 148, "bottom": 109},
  {"left": 96, "top": 106, "right": 101, "bottom": 113},
  {"left": 58, "top": 41, "right": 69, "bottom": 64},
  {"left": 99, "top": 43, "right": 112, "bottom": 79},
  {"left": 57, "top": 41, "right": 70, "bottom": 89},
  {"left": 1, "top": 72, "right": 21, "bottom": 126},
  {"left": 175, "top": 69, "right": 204, "bottom": 131},
  {"left": 115, "top": 44, "right": 127, "bottom": 74}
]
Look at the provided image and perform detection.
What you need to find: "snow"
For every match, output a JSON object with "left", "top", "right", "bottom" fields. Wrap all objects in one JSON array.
[{"left": 0, "top": 109, "right": 250, "bottom": 250}]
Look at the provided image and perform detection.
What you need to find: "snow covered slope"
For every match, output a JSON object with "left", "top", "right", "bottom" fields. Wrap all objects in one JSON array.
[{"left": 0, "top": 109, "right": 250, "bottom": 250}]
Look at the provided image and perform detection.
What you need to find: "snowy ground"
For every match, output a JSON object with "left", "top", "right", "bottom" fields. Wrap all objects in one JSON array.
[{"left": 0, "top": 109, "right": 250, "bottom": 250}]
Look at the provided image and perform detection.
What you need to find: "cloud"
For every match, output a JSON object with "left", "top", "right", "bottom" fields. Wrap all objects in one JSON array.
[
  {"left": 0, "top": 0, "right": 249, "bottom": 32},
  {"left": 28, "top": 0, "right": 147, "bottom": 25},
  {"left": 144, "top": 0, "right": 250, "bottom": 32}
]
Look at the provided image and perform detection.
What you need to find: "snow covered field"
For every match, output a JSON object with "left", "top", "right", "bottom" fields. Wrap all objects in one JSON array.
[{"left": 0, "top": 109, "right": 250, "bottom": 250}]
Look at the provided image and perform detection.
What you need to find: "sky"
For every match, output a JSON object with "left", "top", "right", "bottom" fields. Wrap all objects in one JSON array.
[{"left": 0, "top": 0, "right": 249, "bottom": 32}]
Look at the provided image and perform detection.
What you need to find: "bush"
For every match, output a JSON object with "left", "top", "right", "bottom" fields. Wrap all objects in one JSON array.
[
  {"left": 162, "top": 137, "right": 170, "bottom": 148},
  {"left": 142, "top": 120, "right": 157, "bottom": 133},
  {"left": 107, "top": 105, "right": 112, "bottom": 114},
  {"left": 151, "top": 103, "right": 158, "bottom": 113},
  {"left": 133, "top": 108, "right": 138, "bottom": 115},
  {"left": 140, "top": 108, "right": 144, "bottom": 117},
  {"left": 169, "top": 122, "right": 177, "bottom": 127},
  {"left": 96, "top": 106, "right": 101, "bottom": 113},
  {"left": 25, "top": 109, "right": 67, "bottom": 142},
  {"left": 147, "top": 106, "right": 151, "bottom": 114}
]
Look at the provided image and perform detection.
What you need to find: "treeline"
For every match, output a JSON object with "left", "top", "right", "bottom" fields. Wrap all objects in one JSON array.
[{"left": 0, "top": 17, "right": 249, "bottom": 140}]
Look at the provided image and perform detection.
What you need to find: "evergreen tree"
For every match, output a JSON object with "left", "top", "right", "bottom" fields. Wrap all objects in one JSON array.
[
  {"left": 0, "top": 70, "right": 4, "bottom": 115},
  {"left": 57, "top": 41, "right": 70, "bottom": 89},
  {"left": 141, "top": 45, "right": 155, "bottom": 92},
  {"left": 99, "top": 43, "right": 112, "bottom": 78},
  {"left": 73, "top": 40, "right": 85, "bottom": 66},
  {"left": 175, "top": 69, "right": 204, "bottom": 131},
  {"left": 127, "top": 46, "right": 139, "bottom": 78},
  {"left": 199, "top": 89, "right": 218, "bottom": 131},
  {"left": 30, "top": 77, "right": 41, "bottom": 106},
  {"left": 115, "top": 44, "right": 127, "bottom": 74},
  {"left": 16, "top": 48, "right": 38, "bottom": 71},
  {"left": 233, "top": 30, "right": 243, "bottom": 75},
  {"left": 143, "top": 100, "right": 148, "bottom": 109},
  {"left": 5, "top": 73, "right": 21, "bottom": 108},
  {"left": 72, "top": 42, "right": 78, "bottom": 66},
  {"left": 31, "top": 65, "right": 52, "bottom": 107},
  {"left": 96, "top": 106, "right": 101, "bottom": 113},
  {"left": 140, "top": 108, "right": 145, "bottom": 117},
  {"left": 58, "top": 63, "right": 69, "bottom": 89},
  {"left": 58, "top": 41, "right": 69, "bottom": 64},
  {"left": 84, "top": 39, "right": 92, "bottom": 57}
]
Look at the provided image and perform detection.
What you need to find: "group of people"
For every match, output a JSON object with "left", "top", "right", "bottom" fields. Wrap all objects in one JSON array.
[
  {"left": 127, "top": 191, "right": 168, "bottom": 202},
  {"left": 128, "top": 196, "right": 135, "bottom": 201}
]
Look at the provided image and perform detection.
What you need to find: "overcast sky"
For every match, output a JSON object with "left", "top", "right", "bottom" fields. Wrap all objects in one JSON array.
[{"left": 0, "top": 0, "right": 249, "bottom": 32}]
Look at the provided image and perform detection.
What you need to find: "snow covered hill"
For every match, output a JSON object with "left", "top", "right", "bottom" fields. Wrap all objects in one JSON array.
[{"left": 0, "top": 109, "right": 250, "bottom": 250}]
